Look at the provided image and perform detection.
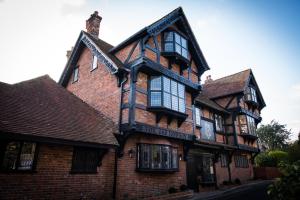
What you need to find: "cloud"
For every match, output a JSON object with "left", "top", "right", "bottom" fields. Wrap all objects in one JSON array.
[
  {"left": 291, "top": 83, "right": 300, "bottom": 98},
  {"left": 60, "top": 0, "right": 87, "bottom": 15}
]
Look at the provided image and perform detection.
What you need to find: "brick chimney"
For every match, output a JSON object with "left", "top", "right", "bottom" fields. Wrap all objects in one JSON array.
[
  {"left": 66, "top": 47, "right": 74, "bottom": 59},
  {"left": 205, "top": 75, "right": 213, "bottom": 84},
  {"left": 86, "top": 11, "right": 102, "bottom": 37}
]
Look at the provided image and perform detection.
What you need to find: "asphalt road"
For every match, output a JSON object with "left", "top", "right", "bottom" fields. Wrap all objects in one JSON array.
[{"left": 213, "top": 181, "right": 271, "bottom": 200}]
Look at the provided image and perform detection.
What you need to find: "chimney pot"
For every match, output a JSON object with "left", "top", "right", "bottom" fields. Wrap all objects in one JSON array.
[
  {"left": 205, "top": 75, "right": 213, "bottom": 84},
  {"left": 86, "top": 11, "right": 102, "bottom": 37}
]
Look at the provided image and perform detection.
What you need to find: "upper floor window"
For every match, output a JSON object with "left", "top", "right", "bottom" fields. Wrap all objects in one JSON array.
[
  {"left": 163, "top": 32, "right": 189, "bottom": 59},
  {"left": 71, "top": 147, "right": 101, "bottom": 173},
  {"left": 149, "top": 76, "right": 185, "bottom": 113},
  {"left": 1, "top": 141, "right": 37, "bottom": 171},
  {"left": 245, "top": 87, "right": 257, "bottom": 103},
  {"left": 73, "top": 67, "right": 79, "bottom": 82},
  {"left": 214, "top": 114, "right": 224, "bottom": 132},
  {"left": 195, "top": 107, "right": 202, "bottom": 127},
  {"left": 137, "top": 144, "right": 178, "bottom": 171},
  {"left": 91, "top": 55, "right": 98, "bottom": 70},
  {"left": 239, "top": 115, "right": 256, "bottom": 135},
  {"left": 201, "top": 119, "right": 215, "bottom": 141}
]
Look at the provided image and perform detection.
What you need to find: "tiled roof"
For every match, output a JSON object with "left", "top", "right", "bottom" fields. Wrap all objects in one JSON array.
[
  {"left": 195, "top": 93, "right": 229, "bottom": 114},
  {"left": 0, "top": 75, "right": 118, "bottom": 147},
  {"left": 202, "top": 69, "right": 251, "bottom": 99}
]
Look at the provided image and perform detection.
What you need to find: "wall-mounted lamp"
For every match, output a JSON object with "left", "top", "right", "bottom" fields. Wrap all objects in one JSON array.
[
  {"left": 179, "top": 154, "right": 183, "bottom": 161},
  {"left": 128, "top": 149, "right": 135, "bottom": 158}
]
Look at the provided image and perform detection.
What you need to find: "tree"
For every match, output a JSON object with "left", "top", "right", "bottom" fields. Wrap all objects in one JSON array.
[{"left": 256, "top": 120, "right": 292, "bottom": 151}]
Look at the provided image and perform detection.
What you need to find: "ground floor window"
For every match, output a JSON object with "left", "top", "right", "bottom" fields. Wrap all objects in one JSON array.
[
  {"left": 0, "top": 141, "right": 37, "bottom": 171},
  {"left": 71, "top": 147, "right": 103, "bottom": 173},
  {"left": 234, "top": 154, "right": 249, "bottom": 168},
  {"left": 137, "top": 144, "right": 178, "bottom": 171},
  {"left": 220, "top": 153, "right": 228, "bottom": 168}
]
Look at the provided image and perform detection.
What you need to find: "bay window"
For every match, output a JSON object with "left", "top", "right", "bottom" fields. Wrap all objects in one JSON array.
[
  {"left": 214, "top": 114, "right": 224, "bottom": 132},
  {"left": 137, "top": 144, "right": 178, "bottom": 171},
  {"left": 163, "top": 32, "right": 189, "bottom": 59},
  {"left": 149, "top": 76, "right": 185, "bottom": 113},
  {"left": 238, "top": 115, "right": 256, "bottom": 135},
  {"left": 201, "top": 120, "right": 215, "bottom": 141},
  {"left": 245, "top": 87, "right": 257, "bottom": 103}
]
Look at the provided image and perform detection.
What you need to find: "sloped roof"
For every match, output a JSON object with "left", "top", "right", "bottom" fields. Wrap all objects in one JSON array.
[
  {"left": 195, "top": 93, "right": 229, "bottom": 114},
  {"left": 202, "top": 69, "right": 251, "bottom": 99},
  {"left": 0, "top": 75, "right": 118, "bottom": 147}
]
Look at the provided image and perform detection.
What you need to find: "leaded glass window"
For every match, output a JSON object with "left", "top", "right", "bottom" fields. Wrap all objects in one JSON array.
[
  {"left": 195, "top": 107, "right": 202, "bottom": 126},
  {"left": 245, "top": 87, "right": 257, "bottom": 103},
  {"left": 201, "top": 120, "right": 215, "bottom": 141},
  {"left": 163, "top": 32, "right": 189, "bottom": 59},
  {"left": 215, "top": 114, "right": 224, "bottom": 132}
]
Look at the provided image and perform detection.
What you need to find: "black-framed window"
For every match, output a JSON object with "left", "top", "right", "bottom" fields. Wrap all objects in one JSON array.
[
  {"left": 0, "top": 141, "right": 37, "bottom": 171},
  {"left": 234, "top": 154, "right": 249, "bottom": 168},
  {"left": 137, "top": 144, "right": 178, "bottom": 171},
  {"left": 220, "top": 154, "right": 228, "bottom": 168},
  {"left": 201, "top": 119, "right": 215, "bottom": 141},
  {"left": 149, "top": 76, "right": 185, "bottom": 113},
  {"left": 91, "top": 55, "right": 98, "bottom": 70},
  {"left": 163, "top": 32, "right": 189, "bottom": 59},
  {"left": 238, "top": 115, "right": 256, "bottom": 135},
  {"left": 71, "top": 147, "right": 101, "bottom": 173},
  {"left": 73, "top": 66, "right": 79, "bottom": 82},
  {"left": 195, "top": 107, "right": 202, "bottom": 127},
  {"left": 215, "top": 114, "right": 224, "bottom": 132},
  {"left": 245, "top": 87, "right": 257, "bottom": 103}
]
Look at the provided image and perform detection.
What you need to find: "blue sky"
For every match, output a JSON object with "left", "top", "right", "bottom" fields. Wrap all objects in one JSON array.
[{"left": 0, "top": 0, "right": 299, "bottom": 140}]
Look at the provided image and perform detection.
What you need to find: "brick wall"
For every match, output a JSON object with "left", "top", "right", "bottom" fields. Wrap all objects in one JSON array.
[
  {"left": 0, "top": 144, "right": 115, "bottom": 200},
  {"left": 116, "top": 135, "right": 186, "bottom": 199},
  {"left": 230, "top": 153, "right": 254, "bottom": 182}
]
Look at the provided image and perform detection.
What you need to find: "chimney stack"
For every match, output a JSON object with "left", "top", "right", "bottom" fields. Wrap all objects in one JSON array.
[
  {"left": 205, "top": 75, "right": 213, "bottom": 84},
  {"left": 66, "top": 47, "right": 74, "bottom": 59},
  {"left": 86, "top": 11, "right": 102, "bottom": 37}
]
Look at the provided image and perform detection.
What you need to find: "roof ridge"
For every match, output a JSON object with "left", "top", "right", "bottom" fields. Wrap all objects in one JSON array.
[
  {"left": 82, "top": 30, "right": 115, "bottom": 48},
  {"left": 204, "top": 68, "right": 251, "bottom": 84},
  {"left": 13, "top": 74, "right": 51, "bottom": 85}
]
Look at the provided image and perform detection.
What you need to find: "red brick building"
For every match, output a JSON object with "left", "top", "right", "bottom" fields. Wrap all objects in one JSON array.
[{"left": 0, "top": 7, "right": 266, "bottom": 200}]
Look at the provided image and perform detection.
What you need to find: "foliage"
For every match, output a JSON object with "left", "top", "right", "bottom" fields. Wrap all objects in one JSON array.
[
  {"left": 268, "top": 150, "right": 288, "bottom": 164},
  {"left": 256, "top": 120, "right": 292, "bottom": 151},
  {"left": 234, "top": 178, "right": 241, "bottom": 185},
  {"left": 179, "top": 184, "right": 188, "bottom": 191},
  {"left": 268, "top": 161, "right": 300, "bottom": 200},
  {"left": 168, "top": 187, "right": 178, "bottom": 194},
  {"left": 255, "top": 152, "right": 277, "bottom": 167},
  {"left": 287, "top": 141, "right": 300, "bottom": 163}
]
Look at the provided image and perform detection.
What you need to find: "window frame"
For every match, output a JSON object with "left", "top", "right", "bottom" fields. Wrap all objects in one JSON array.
[
  {"left": 148, "top": 76, "right": 186, "bottom": 114},
  {"left": 244, "top": 87, "right": 257, "bottom": 103},
  {"left": 73, "top": 66, "right": 79, "bottom": 83},
  {"left": 238, "top": 115, "right": 257, "bottom": 135},
  {"left": 195, "top": 107, "right": 202, "bottom": 127},
  {"left": 162, "top": 31, "right": 189, "bottom": 60},
  {"left": 0, "top": 140, "right": 39, "bottom": 173},
  {"left": 214, "top": 114, "right": 224, "bottom": 133},
  {"left": 200, "top": 118, "right": 216, "bottom": 141},
  {"left": 136, "top": 143, "right": 179, "bottom": 172},
  {"left": 91, "top": 55, "right": 98, "bottom": 71},
  {"left": 234, "top": 154, "right": 249, "bottom": 168}
]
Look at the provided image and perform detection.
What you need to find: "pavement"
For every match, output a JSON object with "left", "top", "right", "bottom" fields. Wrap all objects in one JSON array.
[{"left": 190, "top": 180, "right": 273, "bottom": 200}]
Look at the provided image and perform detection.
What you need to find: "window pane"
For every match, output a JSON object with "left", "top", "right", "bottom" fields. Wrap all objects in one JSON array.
[
  {"left": 141, "top": 144, "right": 150, "bottom": 168},
  {"left": 150, "top": 76, "right": 161, "bottom": 90},
  {"left": 178, "top": 84, "right": 185, "bottom": 98},
  {"left": 92, "top": 55, "right": 97, "bottom": 70},
  {"left": 164, "top": 32, "right": 173, "bottom": 42},
  {"left": 163, "top": 77, "right": 170, "bottom": 92},
  {"left": 179, "top": 98, "right": 185, "bottom": 113},
  {"left": 73, "top": 67, "right": 79, "bottom": 82},
  {"left": 175, "top": 33, "right": 181, "bottom": 44},
  {"left": 215, "top": 115, "right": 223, "bottom": 132},
  {"left": 171, "top": 80, "right": 178, "bottom": 95},
  {"left": 164, "top": 42, "right": 173, "bottom": 52},
  {"left": 181, "top": 38, "right": 187, "bottom": 48},
  {"left": 175, "top": 44, "right": 181, "bottom": 54},
  {"left": 1, "top": 142, "right": 20, "bottom": 170},
  {"left": 151, "top": 145, "right": 161, "bottom": 169},
  {"left": 150, "top": 92, "right": 161, "bottom": 106},
  {"left": 172, "top": 148, "right": 178, "bottom": 169},
  {"left": 18, "top": 143, "right": 36, "bottom": 170},
  {"left": 163, "top": 92, "right": 171, "bottom": 109},
  {"left": 195, "top": 108, "right": 201, "bottom": 126},
  {"left": 171, "top": 95, "right": 178, "bottom": 111},
  {"left": 201, "top": 120, "right": 215, "bottom": 140},
  {"left": 182, "top": 48, "right": 188, "bottom": 59},
  {"left": 161, "top": 146, "right": 171, "bottom": 169}
]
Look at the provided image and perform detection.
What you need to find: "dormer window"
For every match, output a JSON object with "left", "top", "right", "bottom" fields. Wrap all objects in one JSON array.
[
  {"left": 163, "top": 32, "right": 189, "bottom": 60},
  {"left": 245, "top": 87, "right": 257, "bottom": 103}
]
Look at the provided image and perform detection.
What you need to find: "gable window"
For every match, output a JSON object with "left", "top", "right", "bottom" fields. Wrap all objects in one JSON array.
[
  {"left": 195, "top": 107, "right": 202, "bottom": 127},
  {"left": 239, "top": 115, "right": 256, "bottom": 135},
  {"left": 137, "top": 144, "right": 178, "bottom": 172},
  {"left": 220, "top": 154, "right": 228, "bottom": 168},
  {"left": 91, "top": 55, "right": 98, "bottom": 70},
  {"left": 214, "top": 114, "right": 224, "bottom": 132},
  {"left": 73, "top": 67, "right": 79, "bottom": 82},
  {"left": 245, "top": 87, "right": 257, "bottom": 103},
  {"left": 1, "top": 141, "right": 37, "bottom": 171},
  {"left": 201, "top": 119, "right": 215, "bottom": 141},
  {"left": 234, "top": 154, "right": 249, "bottom": 168},
  {"left": 71, "top": 147, "right": 102, "bottom": 173},
  {"left": 163, "top": 32, "right": 189, "bottom": 59},
  {"left": 149, "top": 76, "right": 185, "bottom": 113}
]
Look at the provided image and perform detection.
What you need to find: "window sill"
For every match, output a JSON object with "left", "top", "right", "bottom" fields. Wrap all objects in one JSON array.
[
  {"left": 161, "top": 51, "right": 189, "bottom": 66},
  {"left": 90, "top": 67, "right": 98, "bottom": 72},
  {"left": 136, "top": 168, "right": 179, "bottom": 173},
  {"left": 147, "top": 106, "right": 188, "bottom": 119}
]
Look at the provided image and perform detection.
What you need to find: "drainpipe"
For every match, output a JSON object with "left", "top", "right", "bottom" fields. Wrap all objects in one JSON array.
[{"left": 113, "top": 73, "right": 128, "bottom": 199}]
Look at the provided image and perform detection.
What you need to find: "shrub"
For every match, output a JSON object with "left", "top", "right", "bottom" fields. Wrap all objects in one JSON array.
[
  {"left": 168, "top": 187, "right": 178, "bottom": 194},
  {"left": 179, "top": 184, "right": 188, "bottom": 191},
  {"left": 287, "top": 142, "right": 300, "bottom": 163},
  {"left": 222, "top": 180, "right": 229, "bottom": 185},
  {"left": 268, "top": 150, "right": 288, "bottom": 164},
  {"left": 234, "top": 178, "right": 241, "bottom": 185},
  {"left": 268, "top": 161, "right": 300, "bottom": 200},
  {"left": 255, "top": 152, "right": 277, "bottom": 167}
]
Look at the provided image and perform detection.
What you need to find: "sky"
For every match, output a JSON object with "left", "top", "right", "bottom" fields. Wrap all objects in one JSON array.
[{"left": 0, "top": 0, "right": 299, "bottom": 140}]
